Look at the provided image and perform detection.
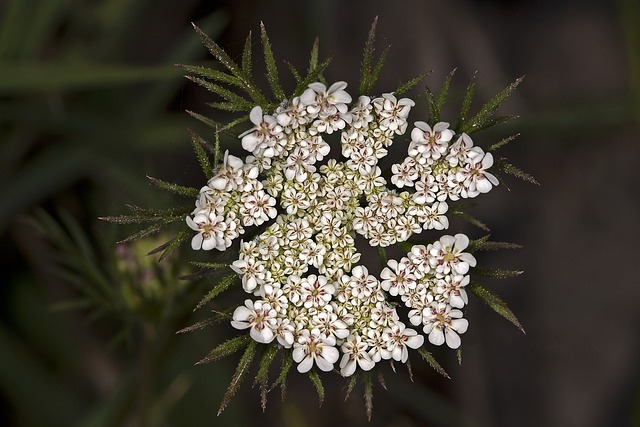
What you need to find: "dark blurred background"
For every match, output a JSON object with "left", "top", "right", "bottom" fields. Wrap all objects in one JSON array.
[{"left": 1, "top": 0, "right": 639, "bottom": 426}]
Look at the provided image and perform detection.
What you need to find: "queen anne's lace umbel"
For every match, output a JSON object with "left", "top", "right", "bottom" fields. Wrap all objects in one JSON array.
[{"left": 187, "top": 81, "right": 498, "bottom": 375}]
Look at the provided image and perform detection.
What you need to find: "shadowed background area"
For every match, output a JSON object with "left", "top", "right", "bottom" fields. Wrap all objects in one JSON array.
[{"left": 1, "top": 0, "right": 638, "bottom": 426}]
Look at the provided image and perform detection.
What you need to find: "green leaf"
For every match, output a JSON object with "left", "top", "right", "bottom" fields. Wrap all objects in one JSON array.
[
  {"left": 308, "top": 370, "right": 325, "bottom": 407},
  {"left": 456, "top": 72, "right": 477, "bottom": 131},
  {"left": 241, "top": 33, "right": 253, "bottom": 76},
  {"left": 176, "top": 312, "right": 232, "bottom": 334},
  {"left": 177, "top": 64, "right": 243, "bottom": 87},
  {"left": 146, "top": 175, "right": 199, "bottom": 198},
  {"left": 189, "top": 130, "right": 214, "bottom": 179},
  {"left": 189, "top": 261, "right": 229, "bottom": 270},
  {"left": 467, "top": 235, "right": 523, "bottom": 253},
  {"left": 293, "top": 56, "right": 332, "bottom": 97},
  {"left": 285, "top": 61, "right": 302, "bottom": 85},
  {"left": 417, "top": 348, "right": 450, "bottom": 379},
  {"left": 116, "top": 223, "right": 163, "bottom": 244},
  {"left": 157, "top": 227, "right": 191, "bottom": 261},
  {"left": 471, "top": 267, "right": 523, "bottom": 279},
  {"left": 186, "top": 75, "right": 253, "bottom": 108},
  {"left": 270, "top": 353, "right": 293, "bottom": 396},
  {"left": 344, "top": 374, "right": 358, "bottom": 401},
  {"left": 487, "top": 133, "right": 520, "bottom": 152},
  {"left": 495, "top": 159, "right": 540, "bottom": 185},
  {"left": 194, "top": 273, "right": 238, "bottom": 311},
  {"left": 186, "top": 111, "right": 248, "bottom": 135},
  {"left": 460, "top": 76, "right": 524, "bottom": 134},
  {"left": 363, "top": 371, "right": 374, "bottom": 421},
  {"left": 450, "top": 209, "right": 490, "bottom": 231},
  {"left": 255, "top": 346, "right": 279, "bottom": 411},
  {"left": 308, "top": 37, "right": 320, "bottom": 74},
  {"left": 426, "top": 69, "right": 456, "bottom": 124},
  {"left": 469, "top": 282, "right": 525, "bottom": 333},
  {"left": 260, "top": 22, "right": 285, "bottom": 101},
  {"left": 218, "top": 340, "right": 258, "bottom": 415},
  {"left": 196, "top": 335, "right": 251, "bottom": 365},
  {"left": 394, "top": 71, "right": 430, "bottom": 97},
  {"left": 359, "top": 17, "right": 379, "bottom": 95}
]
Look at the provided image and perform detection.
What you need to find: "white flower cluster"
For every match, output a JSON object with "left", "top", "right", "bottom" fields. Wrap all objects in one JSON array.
[
  {"left": 187, "top": 81, "right": 499, "bottom": 375},
  {"left": 383, "top": 234, "right": 474, "bottom": 349}
]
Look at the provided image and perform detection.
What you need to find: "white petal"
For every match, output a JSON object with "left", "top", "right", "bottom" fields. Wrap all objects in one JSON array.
[
  {"left": 428, "top": 328, "right": 445, "bottom": 346},
  {"left": 297, "top": 355, "right": 314, "bottom": 373},
  {"left": 405, "top": 334, "right": 424, "bottom": 349},
  {"left": 358, "top": 356, "right": 375, "bottom": 372},
  {"left": 481, "top": 152, "right": 494, "bottom": 169},
  {"left": 444, "top": 328, "right": 461, "bottom": 349},
  {"left": 340, "top": 358, "right": 357, "bottom": 377},
  {"left": 191, "top": 234, "right": 203, "bottom": 250},
  {"left": 232, "top": 306, "right": 252, "bottom": 322},
  {"left": 476, "top": 178, "right": 493, "bottom": 193},
  {"left": 292, "top": 347, "right": 306, "bottom": 363},
  {"left": 315, "top": 355, "right": 333, "bottom": 372},
  {"left": 321, "top": 345, "right": 339, "bottom": 364},
  {"left": 202, "top": 237, "right": 217, "bottom": 251},
  {"left": 249, "top": 106, "right": 263, "bottom": 125},
  {"left": 451, "top": 318, "right": 469, "bottom": 334}
]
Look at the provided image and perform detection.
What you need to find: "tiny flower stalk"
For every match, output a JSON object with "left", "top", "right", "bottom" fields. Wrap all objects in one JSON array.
[{"left": 105, "top": 19, "right": 534, "bottom": 418}]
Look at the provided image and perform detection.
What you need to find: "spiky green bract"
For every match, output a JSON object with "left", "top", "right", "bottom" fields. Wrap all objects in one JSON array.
[
  {"left": 458, "top": 76, "right": 524, "bottom": 134},
  {"left": 176, "top": 310, "right": 233, "bottom": 334},
  {"left": 271, "top": 351, "right": 294, "bottom": 401},
  {"left": 394, "top": 71, "right": 431, "bottom": 97},
  {"left": 495, "top": 158, "right": 540, "bottom": 185},
  {"left": 260, "top": 22, "right": 286, "bottom": 101},
  {"left": 469, "top": 282, "right": 525, "bottom": 334},
  {"left": 146, "top": 176, "right": 199, "bottom": 198},
  {"left": 254, "top": 345, "right": 279, "bottom": 411},
  {"left": 359, "top": 17, "right": 390, "bottom": 96},
  {"left": 363, "top": 371, "right": 374, "bottom": 421},
  {"left": 487, "top": 133, "right": 520, "bottom": 152},
  {"left": 196, "top": 334, "right": 251, "bottom": 365},
  {"left": 344, "top": 374, "right": 358, "bottom": 401},
  {"left": 426, "top": 68, "right": 456, "bottom": 124},
  {"left": 416, "top": 348, "right": 450, "bottom": 379},
  {"left": 186, "top": 23, "right": 332, "bottom": 117},
  {"left": 148, "top": 228, "right": 191, "bottom": 261},
  {"left": 194, "top": 273, "right": 238, "bottom": 311},
  {"left": 100, "top": 205, "right": 192, "bottom": 256},
  {"left": 188, "top": 130, "right": 215, "bottom": 179},
  {"left": 467, "top": 235, "right": 523, "bottom": 253},
  {"left": 472, "top": 267, "right": 523, "bottom": 279},
  {"left": 218, "top": 340, "right": 259, "bottom": 415},
  {"left": 449, "top": 209, "right": 490, "bottom": 231},
  {"left": 308, "top": 370, "right": 325, "bottom": 407},
  {"left": 457, "top": 72, "right": 477, "bottom": 129}
]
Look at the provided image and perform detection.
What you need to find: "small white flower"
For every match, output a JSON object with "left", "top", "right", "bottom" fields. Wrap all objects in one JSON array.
[
  {"left": 340, "top": 334, "right": 375, "bottom": 376},
  {"left": 421, "top": 302, "right": 468, "bottom": 349},
  {"left": 457, "top": 149, "right": 499, "bottom": 195},
  {"left": 292, "top": 329, "right": 340, "bottom": 373},
  {"left": 231, "top": 299, "right": 277, "bottom": 343},
  {"left": 383, "top": 322, "right": 424, "bottom": 362},
  {"left": 239, "top": 106, "right": 284, "bottom": 154},
  {"left": 435, "top": 274, "right": 470, "bottom": 308},
  {"left": 186, "top": 210, "right": 227, "bottom": 251},
  {"left": 380, "top": 258, "right": 416, "bottom": 296},
  {"left": 408, "top": 121, "right": 453, "bottom": 162},
  {"left": 429, "top": 233, "right": 477, "bottom": 276}
]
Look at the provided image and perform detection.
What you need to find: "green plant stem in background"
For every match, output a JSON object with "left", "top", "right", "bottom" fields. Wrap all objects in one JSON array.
[{"left": 618, "top": 0, "right": 640, "bottom": 124}]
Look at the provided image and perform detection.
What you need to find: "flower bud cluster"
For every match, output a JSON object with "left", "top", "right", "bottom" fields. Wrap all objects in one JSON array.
[{"left": 188, "top": 80, "right": 499, "bottom": 375}]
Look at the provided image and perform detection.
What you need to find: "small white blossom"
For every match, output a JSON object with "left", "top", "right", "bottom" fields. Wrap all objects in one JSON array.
[{"left": 292, "top": 329, "right": 340, "bottom": 373}]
